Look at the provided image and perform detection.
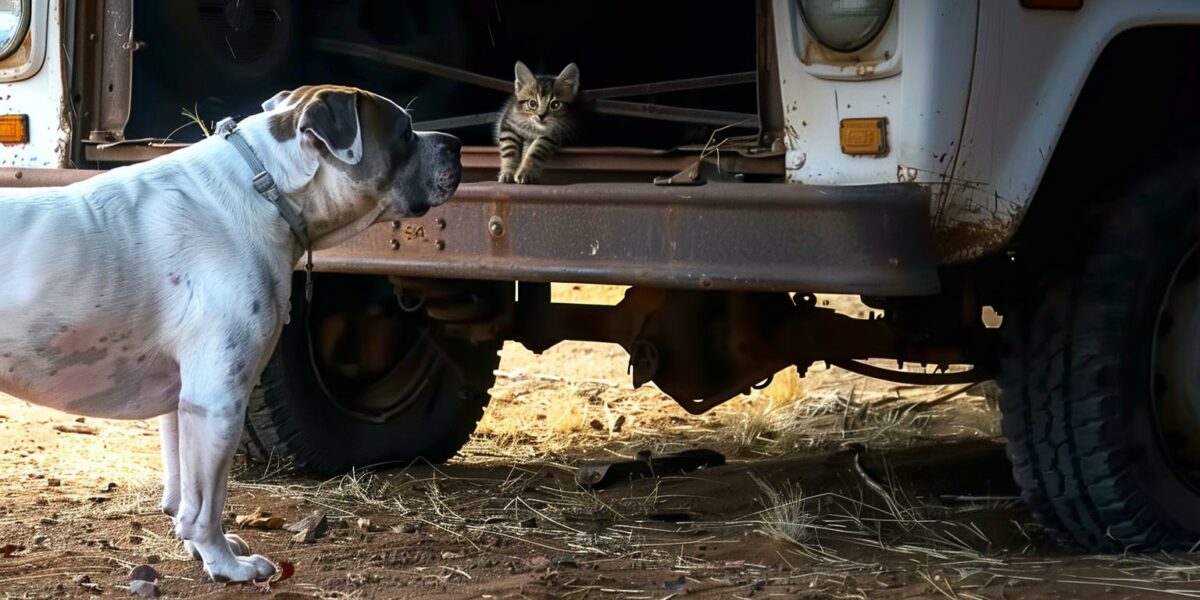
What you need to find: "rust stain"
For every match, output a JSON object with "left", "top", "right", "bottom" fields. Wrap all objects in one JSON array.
[{"left": 0, "top": 34, "right": 32, "bottom": 70}]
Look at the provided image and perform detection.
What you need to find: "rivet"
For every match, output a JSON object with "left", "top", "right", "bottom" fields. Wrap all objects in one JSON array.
[
  {"left": 389, "top": 239, "right": 400, "bottom": 250},
  {"left": 488, "top": 216, "right": 504, "bottom": 237},
  {"left": 435, "top": 240, "right": 445, "bottom": 251},
  {"left": 434, "top": 218, "right": 446, "bottom": 230},
  {"left": 390, "top": 220, "right": 401, "bottom": 229}
]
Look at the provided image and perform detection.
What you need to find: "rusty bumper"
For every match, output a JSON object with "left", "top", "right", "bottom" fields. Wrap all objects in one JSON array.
[{"left": 0, "top": 169, "right": 937, "bottom": 295}]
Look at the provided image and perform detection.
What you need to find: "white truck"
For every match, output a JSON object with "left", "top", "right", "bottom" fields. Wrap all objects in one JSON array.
[{"left": 3, "top": 0, "right": 1200, "bottom": 552}]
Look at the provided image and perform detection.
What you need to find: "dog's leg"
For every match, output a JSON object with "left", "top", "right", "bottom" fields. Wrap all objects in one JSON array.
[
  {"left": 163, "top": 410, "right": 252, "bottom": 561},
  {"left": 173, "top": 352, "right": 275, "bottom": 583},
  {"left": 159, "top": 412, "right": 181, "bottom": 518}
]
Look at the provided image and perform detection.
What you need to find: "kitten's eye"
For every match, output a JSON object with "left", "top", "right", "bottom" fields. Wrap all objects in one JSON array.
[
  {"left": 550, "top": 100, "right": 562, "bottom": 110},
  {"left": 526, "top": 99, "right": 538, "bottom": 109}
]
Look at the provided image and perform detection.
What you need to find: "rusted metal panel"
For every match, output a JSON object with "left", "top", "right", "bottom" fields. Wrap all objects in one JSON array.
[
  {"left": 756, "top": 0, "right": 785, "bottom": 142},
  {"left": 71, "top": 0, "right": 134, "bottom": 143},
  {"left": 0, "top": 170, "right": 934, "bottom": 294},
  {"left": 82, "top": 144, "right": 785, "bottom": 178},
  {"left": 0, "top": 167, "right": 99, "bottom": 186},
  {"left": 317, "top": 181, "right": 938, "bottom": 295}
]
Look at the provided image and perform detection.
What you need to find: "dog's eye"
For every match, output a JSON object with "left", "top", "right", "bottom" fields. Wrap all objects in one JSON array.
[
  {"left": 526, "top": 99, "right": 538, "bottom": 110},
  {"left": 550, "top": 100, "right": 562, "bottom": 110}
]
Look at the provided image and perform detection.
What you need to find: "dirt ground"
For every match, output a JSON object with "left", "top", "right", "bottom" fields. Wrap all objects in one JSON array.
[{"left": 3, "top": 289, "right": 1200, "bottom": 599}]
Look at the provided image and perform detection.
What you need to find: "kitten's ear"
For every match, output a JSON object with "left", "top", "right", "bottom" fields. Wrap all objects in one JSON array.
[
  {"left": 514, "top": 61, "right": 536, "bottom": 92},
  {"left": 554, "top": 63, "right": 580, "bottom": 98}
]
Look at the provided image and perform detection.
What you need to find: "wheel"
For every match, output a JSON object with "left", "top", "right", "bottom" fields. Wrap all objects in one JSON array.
[
  {"left": 242, "top": 274, "right": 500, "bottom": 476},
  {"left": 137, "top": 0, "right": 302, "bottom": 93},
  {"left": 999, "top": 145, "right": 1200, "bottom": 551}
]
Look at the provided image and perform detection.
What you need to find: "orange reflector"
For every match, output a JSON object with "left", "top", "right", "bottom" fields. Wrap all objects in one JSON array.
[
  {"left": 840, "top": 118, "right": 888, "bottom": 156},
  {"left": 0, "top": 114, "right": 29, "bottom": 144},
  {"left": 1019, "top": 0, "right": 1083, "bottom": 9}
]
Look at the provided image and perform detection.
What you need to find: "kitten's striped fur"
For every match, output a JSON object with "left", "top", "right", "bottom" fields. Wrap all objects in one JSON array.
[{"left": 495, "top": 61, "right": 580, "bottom": 184}]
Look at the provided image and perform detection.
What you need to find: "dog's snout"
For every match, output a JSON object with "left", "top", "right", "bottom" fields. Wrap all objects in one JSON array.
[{"left": 428, "top": 132, "right": 461, "bottom": 158}]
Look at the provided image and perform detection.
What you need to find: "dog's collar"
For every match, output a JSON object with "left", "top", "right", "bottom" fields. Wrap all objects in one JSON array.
[{"left": 215, "top": 116, "right": 314, "bottom": 301}]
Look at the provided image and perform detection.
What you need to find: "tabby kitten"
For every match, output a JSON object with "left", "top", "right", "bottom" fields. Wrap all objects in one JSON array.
[{"left": 495, "top": 61, "right": 580, "bottom": 184}]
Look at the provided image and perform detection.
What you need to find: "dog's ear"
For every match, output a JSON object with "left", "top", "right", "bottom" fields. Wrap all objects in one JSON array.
[
  {"left": 261, "top": 89, "right": 293, "bottom": 112},
  {"left": 297, "top": 89, "right": 364, "bottom": 165},
  {"left": 514, "top": 61, "right": 535, "bottom": 93}
]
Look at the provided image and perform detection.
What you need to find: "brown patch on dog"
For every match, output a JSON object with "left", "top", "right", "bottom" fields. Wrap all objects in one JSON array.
[
  {"left": 267, "top": 84, "right": 367, "bottom": 145},
  {"left": 268, "top": 112, "right": 297, "bottom": 142}
]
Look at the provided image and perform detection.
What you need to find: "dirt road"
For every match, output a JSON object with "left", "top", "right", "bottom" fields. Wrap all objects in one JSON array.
[{"left": 2, "top": 290, "right": 1199, "bottom": 599}]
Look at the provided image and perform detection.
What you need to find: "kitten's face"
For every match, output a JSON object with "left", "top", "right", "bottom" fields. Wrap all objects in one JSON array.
[{"left": 513, "top": 62, "right": 579, "bottom": 133}]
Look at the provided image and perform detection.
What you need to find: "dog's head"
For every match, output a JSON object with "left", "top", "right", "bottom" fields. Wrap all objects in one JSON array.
[{"left": 260, "top": 85, "right": 461, "bottom": 225}]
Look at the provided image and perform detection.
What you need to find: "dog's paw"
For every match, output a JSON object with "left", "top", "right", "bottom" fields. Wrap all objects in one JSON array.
[
  {"left": 205, "top": 554, "right": 277, "bottom": 583},
  {"left": 497, "top": 171, "right": 516, "bottom": 184},
  {"left": 185, "top": 534, "right": 251, "bottom": 561}
]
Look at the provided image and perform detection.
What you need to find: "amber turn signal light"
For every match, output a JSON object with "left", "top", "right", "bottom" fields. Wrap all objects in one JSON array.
[
  {"left": 0, "top": 114, "right": 29, "bottom": 144},
  {"left": 840, "top": 117, "right": 888, "bottom": 156}
]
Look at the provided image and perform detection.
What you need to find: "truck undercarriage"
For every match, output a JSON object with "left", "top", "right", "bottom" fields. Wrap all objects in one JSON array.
[{"left": 40, "top": 0, "right": 1000, "bottom": 419}]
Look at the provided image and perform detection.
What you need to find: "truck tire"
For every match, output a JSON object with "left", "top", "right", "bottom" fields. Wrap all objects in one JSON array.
[
  {"left": 999, "top": 146, "right": 1200, "bottom": 551},
  {"left": 241, "top": 274, "right": 500, "bottom": 476}
]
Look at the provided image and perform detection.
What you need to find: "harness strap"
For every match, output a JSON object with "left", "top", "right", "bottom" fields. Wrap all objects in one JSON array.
[{"left": 216, "top": 117, "right": 314, "bottom": 301}]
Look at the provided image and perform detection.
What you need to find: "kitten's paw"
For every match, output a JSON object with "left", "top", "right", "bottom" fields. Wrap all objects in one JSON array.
[
  {"left": 498, "top": 172, "right": 516, "bottom": 184},
  {"left": 514, "top": 171, "right": 538, "bottom": 185}
]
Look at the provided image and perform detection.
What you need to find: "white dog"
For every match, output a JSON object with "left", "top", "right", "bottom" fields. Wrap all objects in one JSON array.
[{"left": 0, "top": 85, "right": 462, "bottom": 582}]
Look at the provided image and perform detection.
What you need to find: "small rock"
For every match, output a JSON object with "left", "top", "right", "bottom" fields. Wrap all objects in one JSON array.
[
  {"left": 291, "top": 528, "right": 316, "bottom": 544},
  {"left": 519, "top": 517, "right": 538, "bottom": 528},
  {"left": 441, "top": 551, "right": 463, "bottom": 560},
  {"left": 129, "top": 564, "right": 160, "bottom": 583},
  {"left": 46, "top": 478, "right": 60, "bottom": 487},
  {"left": 589, "top": 419, "right": 604, "bottom": 430},
  {"left": 145, "top": 554, "right": 161, "bottom": 564},
  {"left": 664, "top": 575, "right": 687, "bottom": 592},
  {"left": 101, "top": 482, "right": 118, "bottom": 493},
  {"left": 32, "top": 535, "right": 47, "bottom": 548},
  {"left": 612, "top": 414, "right": 627, "bottom": 432},
  {"left": 355, "top": 517, "right": 385, "bottom": 532},
  {"left": 398, "top": 523, "right": 417, "bottom": 534},
  {"left": 285, "top": 510, "right": 327, "bottom": 540},
  {"left": 39, "top": 517, "right": 58, "bottom": 525},
  {"left": 129, "top": 580, "right": 159, "bottom": 598}
]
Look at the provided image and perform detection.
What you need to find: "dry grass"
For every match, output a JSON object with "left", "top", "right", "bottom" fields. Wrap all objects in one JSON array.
[
  {"left": 466, "top": 287, "right": 999, "bottom": 464},
  {"left": 751, "top": 475, "right": 816, "bottom": 547}
]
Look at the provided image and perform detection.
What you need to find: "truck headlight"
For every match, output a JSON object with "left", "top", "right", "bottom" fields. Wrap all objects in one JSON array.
[
  {"left": 799, "top": 0, "right": 894, "bottom": 53},
  {"left": 0, "top": 0, "right": 30, "bottom": 61}
]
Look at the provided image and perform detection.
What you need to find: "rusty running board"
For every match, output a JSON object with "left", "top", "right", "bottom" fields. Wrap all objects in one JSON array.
[{"left": 0, "top": 169, "right": 937, "bottom": 295}]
